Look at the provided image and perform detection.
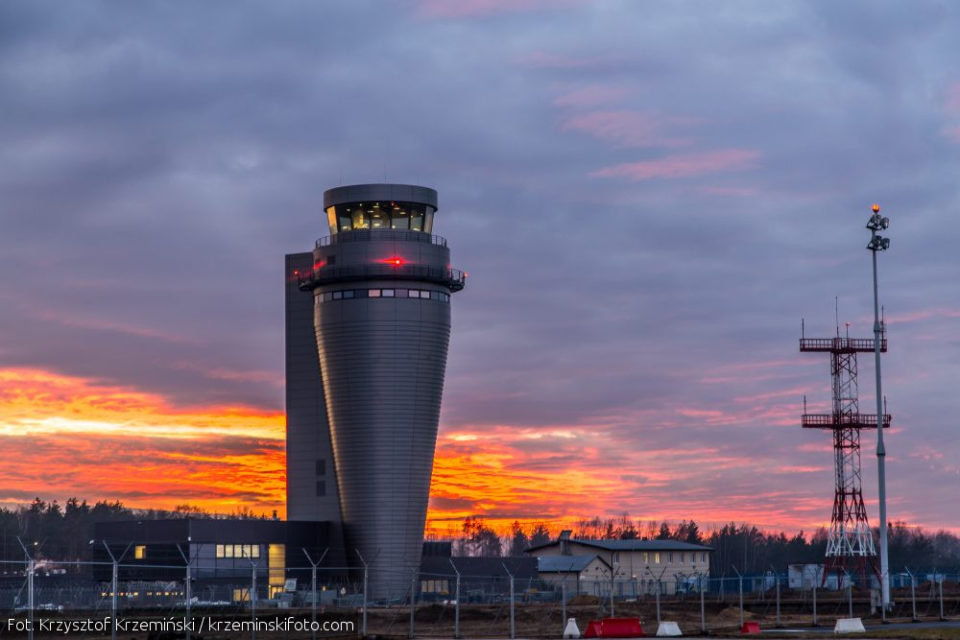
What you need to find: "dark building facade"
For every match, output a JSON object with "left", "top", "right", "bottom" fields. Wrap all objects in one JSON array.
[
  {"left": 92, "top": 519, "right": 340, "bottom": 588},
  {"left": 288, "top": 184, "right": 466, "bottom": 599}
]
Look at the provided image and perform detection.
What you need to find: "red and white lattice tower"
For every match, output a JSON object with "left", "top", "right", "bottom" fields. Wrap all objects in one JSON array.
[{"left": 799, "top": 325, "right": 890, "bottom": 586}]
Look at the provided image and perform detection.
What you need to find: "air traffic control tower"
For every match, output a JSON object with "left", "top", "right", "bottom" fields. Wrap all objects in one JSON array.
[{"left": 286, "top": 184, "right": 466, "bottom": 599}]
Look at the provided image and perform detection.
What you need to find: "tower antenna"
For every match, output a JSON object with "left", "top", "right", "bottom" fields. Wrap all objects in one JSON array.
[{"left": 835, "top": 296, "right": 840, "bottom": 337}]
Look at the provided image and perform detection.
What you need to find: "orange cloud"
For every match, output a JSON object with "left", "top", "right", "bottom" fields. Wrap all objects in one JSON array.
[
  {"left": 2, "top": 367, "right": 949, "bottom": 539},
  {"left": 0, "top": 368, "right": 285, "bottom": 514}
]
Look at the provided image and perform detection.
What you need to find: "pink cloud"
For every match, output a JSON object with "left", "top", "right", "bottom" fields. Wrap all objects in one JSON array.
[
  {"left": 554, "top": 85, "right": 633, "bottom": 108},
  {"left": 560, "top": 110, "right": 696, "bottom": 148},
  {"left": 884, "top": 307, "right": 960, "bottom": 324},
  {"left": 590, "top": 149, "right": 761, "bottom": 181}
]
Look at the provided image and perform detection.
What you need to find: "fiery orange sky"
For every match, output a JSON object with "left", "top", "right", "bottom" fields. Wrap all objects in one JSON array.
[{"left": 2, "top": 365, "right": 951, "bottom": 537}]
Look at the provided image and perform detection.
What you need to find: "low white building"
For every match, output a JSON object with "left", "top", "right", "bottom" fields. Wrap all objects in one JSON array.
[
  {"left": 526, "top": 531, "right": 712, "bottom": 595},
  {"left": 537, "top": 554, "right": 611, "bottom": 595},
  {"left": 787, "top": 564, "right": 852, "bottom": 591}
]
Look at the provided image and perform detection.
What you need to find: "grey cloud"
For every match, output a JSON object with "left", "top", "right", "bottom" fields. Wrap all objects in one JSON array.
[{"left": 1, "top": 0, "right": 958, "bottom": 529}]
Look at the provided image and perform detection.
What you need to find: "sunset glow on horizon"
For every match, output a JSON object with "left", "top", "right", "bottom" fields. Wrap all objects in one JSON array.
[{"left": 2, "top": 366, "right": 952, "bottom": 537}]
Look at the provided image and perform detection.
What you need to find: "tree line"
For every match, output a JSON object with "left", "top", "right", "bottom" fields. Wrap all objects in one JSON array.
[
  {"left": 4, "top": 500, "right": 958, "bottom": 574},
  {"left": 0, "top": 498, "right": 268, "bottom": 562},
  {"left": 452, "top": 515, "right": 960, "bottom": 575}
]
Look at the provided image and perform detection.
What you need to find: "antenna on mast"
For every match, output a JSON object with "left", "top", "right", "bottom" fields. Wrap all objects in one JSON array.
[{"left": 835, "top": 296, "right": 840, "bottom": 337}]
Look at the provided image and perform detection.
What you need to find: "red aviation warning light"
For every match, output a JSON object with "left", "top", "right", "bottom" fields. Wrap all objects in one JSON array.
[{"left": 380, "top": 256, "right": 406, "bottom": 266}]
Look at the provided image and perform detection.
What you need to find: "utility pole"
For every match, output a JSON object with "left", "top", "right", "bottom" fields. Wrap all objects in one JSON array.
[{"left": 866, "top": 203, "right": 892, "bottom": 610}]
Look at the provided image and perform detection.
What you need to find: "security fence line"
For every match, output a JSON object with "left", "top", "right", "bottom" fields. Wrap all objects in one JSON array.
[{"left": 1, "top": 557, "right": 957, "bottom": 639}]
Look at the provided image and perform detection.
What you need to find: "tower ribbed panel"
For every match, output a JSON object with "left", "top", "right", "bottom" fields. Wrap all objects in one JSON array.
[{"left": 315, "top": 296, "right": 450, "bottom": 599}]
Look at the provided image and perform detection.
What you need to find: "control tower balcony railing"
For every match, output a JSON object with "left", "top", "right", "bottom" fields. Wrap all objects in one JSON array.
[
  {"left": 802, "top": 413, "right": 892, "bottom": 429},
  {"left": 316, "top": 230, "right": 448, "bottom": 248},
  {"left": 799, "top": 337, "right": 887, "bottom": 353},
  {"left": 299, "top": 265, "right": 466, "bottom": 292}
]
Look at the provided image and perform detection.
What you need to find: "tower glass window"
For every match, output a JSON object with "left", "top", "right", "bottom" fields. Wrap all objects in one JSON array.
[{"left": 326, "top": 202, "right": 436, "bottom": 233}]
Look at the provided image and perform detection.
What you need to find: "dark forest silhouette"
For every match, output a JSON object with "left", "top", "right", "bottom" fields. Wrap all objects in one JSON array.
[{"left": 3, "top": 501, "right": 958, "bottom": 575}]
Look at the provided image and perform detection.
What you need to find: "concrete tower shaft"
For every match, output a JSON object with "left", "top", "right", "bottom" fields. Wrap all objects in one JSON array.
[{"left": 299, "top": 184, "right": 465, "bottom": 599}]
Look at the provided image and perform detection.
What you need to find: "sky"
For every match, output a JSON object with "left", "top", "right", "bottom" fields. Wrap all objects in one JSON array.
[{"left": 1, "top": 0, "right": 958, "bottom": 536}]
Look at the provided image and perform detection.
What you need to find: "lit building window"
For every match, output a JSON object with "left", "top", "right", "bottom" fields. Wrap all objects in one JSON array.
[
  {"left": 134, "top": 545, "right": 146, "bottom": 560},
  {"left": 654, "top": 552, "right": 661, "bottom": 564},
  {"left": 316, "top": 288, "right": 451, "bottom": 305},
  {"left": 216, "top": 544, "right": 260, "bottom": 559},
  {"left": 330, "top": 202, "right": 436, "bottom": 233}
]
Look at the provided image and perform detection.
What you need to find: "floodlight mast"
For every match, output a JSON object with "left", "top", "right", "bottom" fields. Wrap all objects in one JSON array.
[{"left": 866, "top": 203, "right": 891, "bottom": 609}]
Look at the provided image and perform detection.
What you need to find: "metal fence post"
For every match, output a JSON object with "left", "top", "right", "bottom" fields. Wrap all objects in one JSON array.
[
  {"left": 312, "top": 564, "right": 318, "bottom": 639},
  {"left": 250, "top": 560, "right": 257, "bottom": 640},
  {"left": 28, "top": 557, "right": 35, "bottom": 640},
  {"left": 100, "top": 540, "right": 129, "bottom": 640},
  {"left": 699, "top": 574, "right": 706, "bottom": 635},
  {"left": 646, "top": 567, "right": 665, "bottom": 625},
  {"left": 845, "top": 570, "right": 853, "bottom": 619},
  {"left": 656, "top": 579, "right": 661, "bottom": 625},
  {"left": 939, "top": 575, "right": 945, "bottom": 621},
  {"left": 732, "top": 566, "right": 743, "bottom": 629},
  {"left": 355, "top": 550, "right": 368, "bottom": 637},
  {"left": 176, "top": 544, "right": 192, "bottom": 640},
  {"left": 905, "top": 567, "right": 916, "bottom": 622},
  {"left": 767, "top": 567, "right": 780, "bottom": 628},
  {"left": 812, "top": 574, "right": 818, "bottom": 627},
  {"left": 409, "top": 570, "right": 416, "bottom": 639},
  {"left": 501, "top": 562, "right": 515, "bottom": 640},
  {"left": 449, "top": 559, "right": 461, "bottom": 639},
  {"left": 303, "top": 548, "right": 327, "bottom": 640},
  {"left": 561, "top": 575, "right": 567, "bottom": 630},
  {"left": 607, "top": 560, "right": 621, "bottom": 618}
]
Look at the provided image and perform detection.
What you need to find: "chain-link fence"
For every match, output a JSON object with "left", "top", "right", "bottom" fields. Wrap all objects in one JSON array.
[{"left": 1, "top": 558, "right": 957, "bottom": 638}]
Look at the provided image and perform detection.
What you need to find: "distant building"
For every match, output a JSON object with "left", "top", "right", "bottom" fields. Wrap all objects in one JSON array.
[
  {"left": 537, "top": 554, "right": 611, "bottom": 595},
  {"left": 418, "top": 555, "right": 538, "bottom": 601},
  {"left": 787, "top": 563, "right": 853, "bottom": 591},
  {"left": 525, "top": 531, "right": 711, "bottom": 595}
]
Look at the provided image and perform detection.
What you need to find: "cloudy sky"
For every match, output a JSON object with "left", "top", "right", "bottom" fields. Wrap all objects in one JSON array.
[{"left": 1, "top": 0, "right": 958, "bottom": 535}]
